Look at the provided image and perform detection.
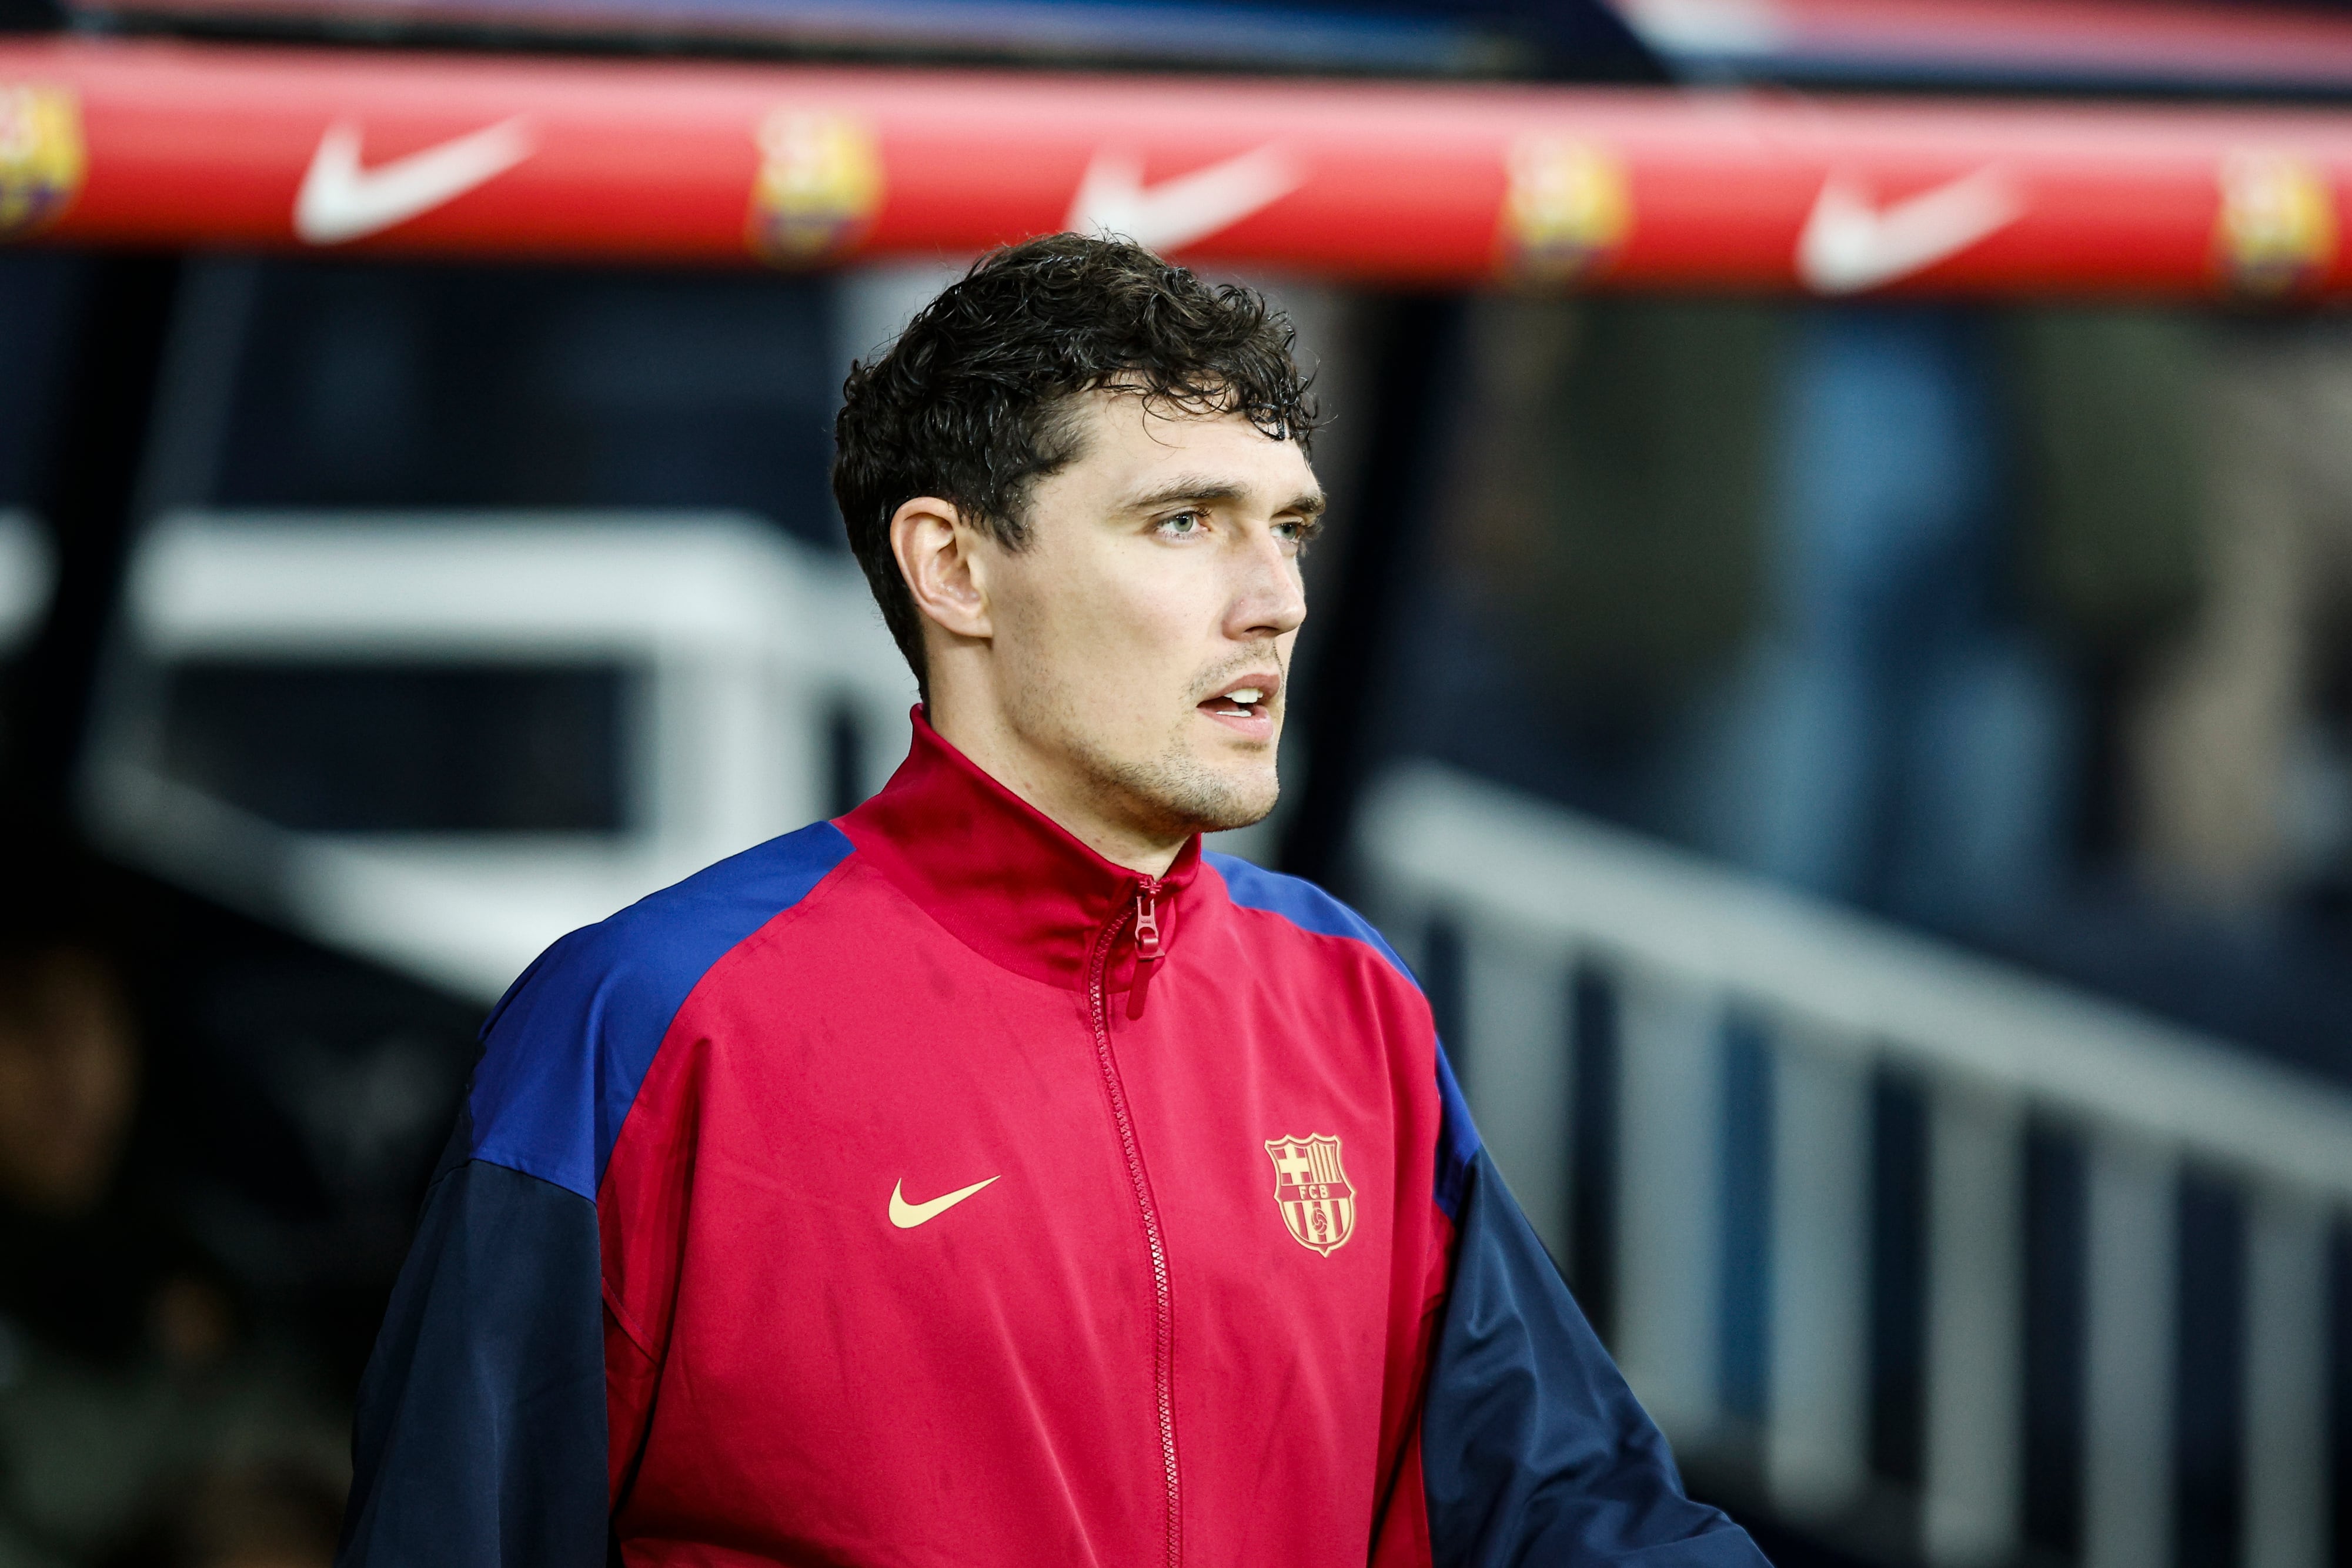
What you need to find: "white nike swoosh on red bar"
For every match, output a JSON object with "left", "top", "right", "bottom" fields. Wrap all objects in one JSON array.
[{"left": 294, "top": 116, "right": 537, "bottom": 246}]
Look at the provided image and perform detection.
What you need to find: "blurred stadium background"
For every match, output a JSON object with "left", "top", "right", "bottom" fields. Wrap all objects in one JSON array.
[{"left": 8, "top": 0, "right": 2352, "bottom": 1564}]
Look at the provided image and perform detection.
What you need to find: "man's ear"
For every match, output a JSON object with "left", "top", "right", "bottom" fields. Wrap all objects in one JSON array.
[{"left": 890, "top": 496, "right": 993, "bottom": 643}]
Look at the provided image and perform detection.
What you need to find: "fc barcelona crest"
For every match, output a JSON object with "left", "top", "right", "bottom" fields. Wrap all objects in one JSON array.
[
  {"left": 1264, "top": 1134, "right": 1355, "bottom": 1257},
  {"left": 0, "top": 85, "right": 85, "bottom": 242},
  {"left": 744, "top": 108, "right": 883, "bottom": 267}
]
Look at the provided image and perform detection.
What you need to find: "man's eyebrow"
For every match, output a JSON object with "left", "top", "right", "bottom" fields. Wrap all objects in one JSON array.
[{"left": 1121, "top": 477, "right": 1327, "bottom": 517}]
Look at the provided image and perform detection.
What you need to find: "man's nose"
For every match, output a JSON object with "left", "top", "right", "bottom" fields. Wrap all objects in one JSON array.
[{"left": 1225, "top": 529, "right": 1308, "bottom": 640}]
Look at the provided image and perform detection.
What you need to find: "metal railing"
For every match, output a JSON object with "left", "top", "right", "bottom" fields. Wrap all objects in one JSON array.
[{"left": 1358, "top": 761, "right": 2352, "bottom": 1568}]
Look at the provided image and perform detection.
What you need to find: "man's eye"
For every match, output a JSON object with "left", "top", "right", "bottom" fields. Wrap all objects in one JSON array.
[{"left": 1158, "top": 511, "right": 1204, "bottom": 536}]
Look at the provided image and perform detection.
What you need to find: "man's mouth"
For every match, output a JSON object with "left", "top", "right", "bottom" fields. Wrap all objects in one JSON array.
[{"left": 1199, "top": 675, "right": 1279, "bottom": 724}]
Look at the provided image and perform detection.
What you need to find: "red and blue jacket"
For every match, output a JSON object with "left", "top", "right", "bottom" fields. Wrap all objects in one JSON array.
[{"left": 339, "top": 714, "right": 1767, "bottom": 1568}]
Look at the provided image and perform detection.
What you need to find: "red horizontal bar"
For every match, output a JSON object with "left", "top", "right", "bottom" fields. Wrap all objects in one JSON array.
[{"left": 1, "top": 36, "right": 2350, "bottom": 299}]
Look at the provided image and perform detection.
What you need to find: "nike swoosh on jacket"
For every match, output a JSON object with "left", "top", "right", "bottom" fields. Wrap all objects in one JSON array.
[{"left": 338, "top": 711, "right": 1768, "bottom": 1568}]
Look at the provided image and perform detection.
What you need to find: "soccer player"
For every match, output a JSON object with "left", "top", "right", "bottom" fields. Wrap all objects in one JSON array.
[{"left": 339, "top": 235, "right": 1768, "bottom": 1568}]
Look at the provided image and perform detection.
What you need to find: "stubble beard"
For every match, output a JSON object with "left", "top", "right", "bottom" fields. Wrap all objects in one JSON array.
[
  {"left": 1004, "top": 644, "right": 1286, "bottom": 845},
  {"left": 1077, "top": 730, "right": 1280, "bottom": 842}
]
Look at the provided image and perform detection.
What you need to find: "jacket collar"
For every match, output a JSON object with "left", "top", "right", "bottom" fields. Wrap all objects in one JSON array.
[{"left": 838, "top": 709, "right": 1202, "bottom": 991}]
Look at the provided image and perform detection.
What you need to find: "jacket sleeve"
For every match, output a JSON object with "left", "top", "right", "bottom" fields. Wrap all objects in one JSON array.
[
  {"left": 337, "top": 824, "right": 853, "bottom": 1564},
  {"left": 336, "top": 1109, "right": 612, "bottom": 1567},
  {"left": 1421, "top": 1146, "right": 1770, "bottom": 1568}
]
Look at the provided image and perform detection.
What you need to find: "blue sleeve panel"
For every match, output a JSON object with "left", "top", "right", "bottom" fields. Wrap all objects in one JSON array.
[
  {"left": 338, "top": 1114, "right": 609, "bottom": 1568},
  {"left": 340, "top": 821, "right": 855, "bottom": 1566},
  {"left": 1423, "top": 1149, "right": 1770, "bottom": 1568}
]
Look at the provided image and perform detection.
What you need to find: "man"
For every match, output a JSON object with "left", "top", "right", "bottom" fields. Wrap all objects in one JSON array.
[{"left": 340, "top": 235, "right": 1767, "bottom": 1568}]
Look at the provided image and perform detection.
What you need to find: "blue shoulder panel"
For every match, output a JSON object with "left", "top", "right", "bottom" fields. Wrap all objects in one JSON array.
[
  {"left": 467, "top": 821, "right": 854, "bottom": 1200},
  {"left": 1207, "top": 851, "right": 1416, "bottom": 978},
  {"left": 1423, "top": 1149, "right": 1770, "bottom": 1568},
  {"left": 1207, "top": 851, "right": 1482, "bottom": 1219}
]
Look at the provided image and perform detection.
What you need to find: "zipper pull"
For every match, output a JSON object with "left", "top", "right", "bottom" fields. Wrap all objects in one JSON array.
[{"left": 1133, "top": 881, "right": 1164, "bottom": 962}]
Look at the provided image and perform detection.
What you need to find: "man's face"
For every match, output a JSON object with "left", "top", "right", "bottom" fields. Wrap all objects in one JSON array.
[{"left": 977, "top": 390, "right": 1319, "bottom": 844}]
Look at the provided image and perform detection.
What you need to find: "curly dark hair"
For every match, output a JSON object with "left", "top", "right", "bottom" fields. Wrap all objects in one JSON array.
[{"left": 832, "top": 233, "right": 1319, "bottom": 691}]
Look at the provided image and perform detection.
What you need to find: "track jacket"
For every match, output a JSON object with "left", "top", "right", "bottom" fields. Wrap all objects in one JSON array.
[{"left": 340, "top": 713, "right": 1767, "bottom": 1568}]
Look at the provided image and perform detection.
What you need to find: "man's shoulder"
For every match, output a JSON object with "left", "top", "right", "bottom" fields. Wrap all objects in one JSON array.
[
  {"left": 593, "top": 818, "right": 858, "bottom": 967},
  {"left": 465, "top": 820, "right": 858, "bottom": 1197},
  {"left": 494, "top": 821, "right": 856, "bottom": 1025},
  {"left": 1201, "top": 851, "right": 1419, "bottom": 991}
]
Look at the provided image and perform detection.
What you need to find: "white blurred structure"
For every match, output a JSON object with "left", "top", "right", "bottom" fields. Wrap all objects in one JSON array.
[
  {"left": 1362, "top": 764, "right": 2352, "bottom": 1568},
  {"left": 0, "top": 510, "right": 55, "bottom": 656},
  {"left": 83, "top": 512, "right": 912, "bottom": 1001}
]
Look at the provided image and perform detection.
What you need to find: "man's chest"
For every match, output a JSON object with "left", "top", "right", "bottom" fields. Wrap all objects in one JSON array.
[
  {"left": 602, "top": 911, "right": 1417, "bottom": 1564},
  {"left": 636, "top": 930, "right": 1405, "bottom": 1353}
]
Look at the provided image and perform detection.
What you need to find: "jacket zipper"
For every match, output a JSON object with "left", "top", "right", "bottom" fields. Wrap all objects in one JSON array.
[
  {"left": 1132, "top": 884, "right": 1163, "bottom": 962},
  {"left": 1087, "top": 875, "right": 1179, "bottom": 1567}
]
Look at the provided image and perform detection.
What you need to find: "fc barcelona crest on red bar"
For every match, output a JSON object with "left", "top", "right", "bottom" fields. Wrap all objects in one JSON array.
[{"left": 1264, "top": 1135, "right": 1355, "bottom": 1256}]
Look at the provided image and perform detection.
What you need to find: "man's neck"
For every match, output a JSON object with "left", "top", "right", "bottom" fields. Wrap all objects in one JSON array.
[{"left": 924, "top": 701, "right": 1187, "bottom": 879}]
